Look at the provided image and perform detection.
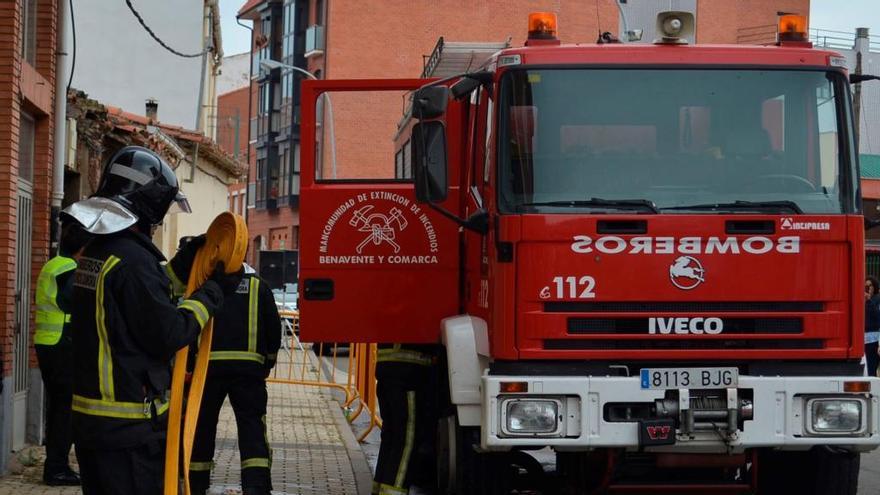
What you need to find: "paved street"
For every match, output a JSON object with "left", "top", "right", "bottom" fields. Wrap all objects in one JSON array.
[
  {"left": 860, "top": 449, "right": 880, "bottom": 494},
  {"left": 0, "top": 350, "right": 371, "bottom": 495}
]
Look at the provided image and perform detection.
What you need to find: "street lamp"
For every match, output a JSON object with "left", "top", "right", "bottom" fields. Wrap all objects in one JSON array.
[{"left": 259, "top": 59, "right": 337, "bottom": 179}]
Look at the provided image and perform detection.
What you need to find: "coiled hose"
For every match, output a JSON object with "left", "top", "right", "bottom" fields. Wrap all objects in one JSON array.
[{"left": 164, "top": 212, "right": 248, "bottom": 495}]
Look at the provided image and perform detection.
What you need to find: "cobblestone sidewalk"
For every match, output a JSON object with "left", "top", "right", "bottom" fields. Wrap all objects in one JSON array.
[{"left": 0, "top": 381, "right": 370, "bottom": 495}]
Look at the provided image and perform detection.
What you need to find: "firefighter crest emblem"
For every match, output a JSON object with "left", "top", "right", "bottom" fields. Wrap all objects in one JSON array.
[
  {"left": 349, "top": 205, "right": 408, "bottom": 254},
  {"left": 669, "top": 256, "right": 705, "bottom": 290}
]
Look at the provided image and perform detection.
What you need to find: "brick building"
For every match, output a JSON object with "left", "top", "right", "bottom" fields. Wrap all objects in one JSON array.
[{"left": 0, "top": 0, "right": 61, "bottom": 470}]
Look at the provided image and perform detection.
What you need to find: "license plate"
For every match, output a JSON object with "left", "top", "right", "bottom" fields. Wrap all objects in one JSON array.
[{"left": 640, "top": 367, "right": 738, "bottom": 390}]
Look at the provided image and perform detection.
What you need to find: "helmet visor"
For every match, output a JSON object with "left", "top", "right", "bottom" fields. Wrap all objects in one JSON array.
[{"left": 169, "top": 190, "right": 193, "bottom": 214}]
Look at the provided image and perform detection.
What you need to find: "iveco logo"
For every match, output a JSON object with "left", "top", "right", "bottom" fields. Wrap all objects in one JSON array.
[
  {"left": 649, "top": 317, "right": 724, "bottom": 335},
  {"left": 669, "top": 256, "right": 704, "bottom": 290}
]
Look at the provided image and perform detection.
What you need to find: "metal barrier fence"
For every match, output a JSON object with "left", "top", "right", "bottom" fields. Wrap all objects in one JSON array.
[{"left": 269, "top": 311, "right": 382, "bottom": 440}]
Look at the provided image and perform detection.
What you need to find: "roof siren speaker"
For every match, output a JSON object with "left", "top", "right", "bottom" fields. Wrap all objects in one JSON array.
[{"left": 654, "top": 11, "right": 695, "bottom": 44}]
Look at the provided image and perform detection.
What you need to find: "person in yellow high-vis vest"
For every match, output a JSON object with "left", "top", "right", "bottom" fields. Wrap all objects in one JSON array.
[{"left": 34, "top": 220, "right": 92, "bottom": 486}]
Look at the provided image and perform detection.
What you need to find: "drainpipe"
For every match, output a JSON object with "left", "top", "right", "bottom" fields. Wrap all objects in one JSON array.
[
  {"left": 189, "top": 1, "right": 213, "bottom": 183},
  {"left": 51, "top": 0, "right": 71, "bottom": 250},
  {"left": 853, "top": 27, "right": 869, "bottom": 150}
]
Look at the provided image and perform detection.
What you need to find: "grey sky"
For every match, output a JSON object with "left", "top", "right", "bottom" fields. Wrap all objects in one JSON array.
[{"left": 219, "top": 0, "right": 880, "bottom": 57}]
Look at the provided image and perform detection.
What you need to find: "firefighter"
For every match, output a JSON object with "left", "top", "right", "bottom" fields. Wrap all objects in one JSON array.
[
  {"left": 373, "top": 344, "right": 440, "bottom": 495},
  {"left": 189, "top": 263, "right": 281, "bottom": 495},
  {"left": 33, "top": 220, "right": 92, "bottom": 486},
  {"left": 62, "top": 145, "right": 242, "bottom": 495}
]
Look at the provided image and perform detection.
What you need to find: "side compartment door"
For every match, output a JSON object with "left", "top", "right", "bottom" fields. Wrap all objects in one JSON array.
[{"left": 299, "top": 79, "right": 461, "bottom": 343}]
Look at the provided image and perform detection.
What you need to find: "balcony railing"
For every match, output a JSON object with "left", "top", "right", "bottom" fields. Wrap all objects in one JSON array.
[{"left": 305, "top": 25, "right": 325, "bottom": 58}]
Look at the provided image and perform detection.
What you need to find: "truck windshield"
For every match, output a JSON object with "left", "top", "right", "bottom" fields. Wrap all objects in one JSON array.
[{"left": 497, "top": 69, "right": 852, "bottom": 214}]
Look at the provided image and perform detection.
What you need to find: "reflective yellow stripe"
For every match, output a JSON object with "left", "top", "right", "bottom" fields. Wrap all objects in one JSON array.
[
  {"left": 248, "top": 278, "right": 259, "bottom": 352},
  {"left": 378, "top": 483, "right": 408, "bottom": 495},
  {"left": 241, "top": 457, "right": 270, "bottom": 469},
  {"left": 189, "top": 461, "right": 213, "bottom": 472},
  {"left": 179, "top": 299, "right": 209, "bottom": 328},
  {"left": 209, "top": 351, "right": 265, "bottom": 364},
  {"left": 376, "top": 349, "right": 433, "bottom": 366},
  {"left": 72, "top": 394, "right": 169, "bottom": 420},
  {"left": 35, "top": 322, "right": 64, "bottom": 333},
  {"left": 96, "top": 256, "right": 121, "bottom": 401},
  {"left": 164, "top": 263, "right": 186, "bottom": 297},
  {"left": 394, "top": 391, "right": 417, "bottom": 487}
]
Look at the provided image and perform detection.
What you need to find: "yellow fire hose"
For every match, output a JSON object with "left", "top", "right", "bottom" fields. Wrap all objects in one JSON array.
[{"left": 164, "top": 212, "right": 249, "bottom": 495}]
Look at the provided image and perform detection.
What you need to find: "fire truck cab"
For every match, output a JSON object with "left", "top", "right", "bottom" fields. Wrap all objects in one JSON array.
[{"left": 300, "top": 11, "right": 880, "bottom": 494}]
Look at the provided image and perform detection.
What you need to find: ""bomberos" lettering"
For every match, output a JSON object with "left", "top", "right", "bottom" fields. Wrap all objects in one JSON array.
[{"left": 571, "top": 236, "right": 800, "bottom": 255}]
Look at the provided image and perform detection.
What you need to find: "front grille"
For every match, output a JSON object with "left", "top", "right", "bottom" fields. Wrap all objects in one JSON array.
[
  {"left": 567, "top": 317, "right": 803, "bottom": 334},
  {"left": 544, "top": 339, "right": 824, "bottom": 351},
  {"left": 545, "top": 301, "right": 824, "bottom": 313}
]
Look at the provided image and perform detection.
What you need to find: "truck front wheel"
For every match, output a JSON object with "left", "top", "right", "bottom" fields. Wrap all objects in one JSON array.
[
  {"left": 436, "top": 414, "right": 512, "bottom": 494},
  {"left": 758, "top": 447, "right": 860, "bottom": 495}
]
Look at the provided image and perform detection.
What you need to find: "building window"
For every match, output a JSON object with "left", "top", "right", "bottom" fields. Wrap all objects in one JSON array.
[
  {"left": 19, "top": 113, "right": 35, "bottom": 183},
  {"left": 395, "top": 149, "right": 404, "bottom": 178},
  {"left": 315, "top": 0, "right": 324, "bottom": 25},
  {"left": 21, "top": 0, "right": 37, "bottom": 65},
  {"left": 402, "top": 139, "right": 412, "bottom": 178}
]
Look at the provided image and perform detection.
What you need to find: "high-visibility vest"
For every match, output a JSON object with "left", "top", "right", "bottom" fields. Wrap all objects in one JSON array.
[
  {"left": 210, "top": 276, "right": 268, "bottom": 364},
  {"left": 34, "top": 255, "right": 77, "bottom": 346}
]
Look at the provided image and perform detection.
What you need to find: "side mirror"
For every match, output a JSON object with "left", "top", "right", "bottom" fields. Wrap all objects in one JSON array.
[
  {"left": 451, "top": 71, "right": 493, "bottom": 99},
  {"left": 851, "top": 74, "right": 880, "bottom": 84},
  {"left": 412, "top": 86, "right": 450, "bottom": 120},
  {"left": 412, "top": 122, "right": 448, "bottom": 203}
]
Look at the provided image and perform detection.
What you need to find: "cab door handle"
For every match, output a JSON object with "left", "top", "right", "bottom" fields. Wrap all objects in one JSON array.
[{"left": 303, "top": 279, "right": 334, "bottom": 301}]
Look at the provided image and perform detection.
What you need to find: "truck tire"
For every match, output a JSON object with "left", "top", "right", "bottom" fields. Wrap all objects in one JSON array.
[
  {"left": 758, "top": 447, "right": 860, "bottom": 495},
  {"left": 436, "top": 414, "right": 511, "bottom": 495},
  {"left": 556, "top": 451, "right": 607, "bottom": 494}
]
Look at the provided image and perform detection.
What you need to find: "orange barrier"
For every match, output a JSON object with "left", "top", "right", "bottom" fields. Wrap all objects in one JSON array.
[{"left": 268, "top": 310, "right": 382, "bottom": 439}]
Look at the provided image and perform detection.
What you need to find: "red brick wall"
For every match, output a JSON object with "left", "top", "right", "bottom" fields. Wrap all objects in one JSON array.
[
  {"left": 28, "top": 0, "right": 58, "bottom": 369},
  {"left": 696, "top": 0, "right": 810, "bottom": 44},
  {"left": 217, "top": 86, "right": 250, "bottom": 160},
  {"left": 321, "top": 0, "right": 620, "bottom": 180},
  {"left": 0, "top": 0, "right": 23, "bottom": 377},
  {"left": 0, "top": 0, "right": 57, "bottom": 375}
]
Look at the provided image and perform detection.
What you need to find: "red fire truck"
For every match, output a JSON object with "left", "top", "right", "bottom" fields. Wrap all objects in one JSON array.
[{"left": 300, "top": 11, "right": 880, "bottom": 494}]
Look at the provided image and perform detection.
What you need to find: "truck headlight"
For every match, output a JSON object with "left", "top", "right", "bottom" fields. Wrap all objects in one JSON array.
[
  {"left": 806, "top": 398, "right": 866, "bottom": 435},
  {"left": 501, "top": 398, "right": 561, "bottom": 436}
]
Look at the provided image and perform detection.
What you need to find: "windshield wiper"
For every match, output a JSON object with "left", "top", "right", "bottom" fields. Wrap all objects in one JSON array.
[
  {"left": 661, "top": 200, "right": 803, "bottom": 214},
  {"left": 520, "top": 197, "right": 659, "bottom": 213}
]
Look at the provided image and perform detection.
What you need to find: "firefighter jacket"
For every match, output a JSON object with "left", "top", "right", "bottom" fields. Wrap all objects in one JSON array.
[
  {"left": 208, "top": 273, "right": 281, "bottom": 376},
  {"left": 70, "top": 229, "right": 223, "bottom": 449},
  {"left": 34, "top": 255, "right": 77, "bottom": 347}
]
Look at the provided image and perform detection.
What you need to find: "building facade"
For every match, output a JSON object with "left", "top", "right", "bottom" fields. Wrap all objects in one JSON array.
[
  {"left": 619, "top": 0, "right": 810, "bottom": 45},
  {"left": 68, "top": 0, "right": 223, "bottom": 132},
  {"left": 0, "top": 0, "right": 60, "bottom": 472}
]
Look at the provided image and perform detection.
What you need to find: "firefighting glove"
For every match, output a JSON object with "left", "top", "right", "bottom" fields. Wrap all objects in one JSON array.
[
  {"left": 169, "top": 234, "right": 207, "bottom": 284},
  {"left": 209, "top": 261, "right": 244, "bottom": 295}
]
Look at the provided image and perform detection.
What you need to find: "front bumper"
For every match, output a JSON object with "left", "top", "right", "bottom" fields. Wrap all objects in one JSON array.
[{"left": 483, "top": 375, "right": 880, "bottom": 453}]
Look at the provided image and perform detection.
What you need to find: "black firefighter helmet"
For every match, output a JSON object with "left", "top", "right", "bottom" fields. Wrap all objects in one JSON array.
[{"left": 95, "top": 145, "right": 191, "bottom": 226}]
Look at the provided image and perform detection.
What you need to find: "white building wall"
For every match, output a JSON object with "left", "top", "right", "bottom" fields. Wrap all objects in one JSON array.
[
  {"left": 217, "top": 52, "right": 251, "bottom": 95},
  {"left": 155, "top": 156, "right": 236, "bottom": 258},
  {"left": 69, "top": 0, "right": 207, "bottom": 129},
  {"left": 813, "top": 32, "right": 880, "bottom": 156}
]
